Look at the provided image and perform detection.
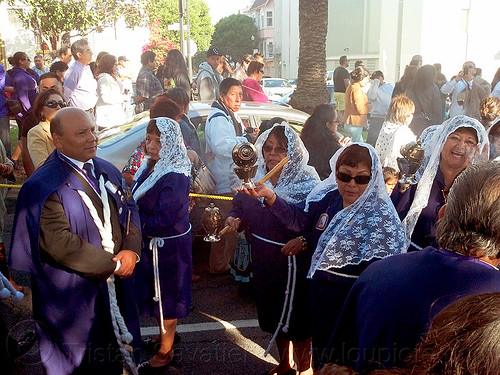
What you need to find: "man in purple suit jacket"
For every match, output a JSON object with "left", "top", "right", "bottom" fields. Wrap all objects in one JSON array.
[{"left": 10, "top": 108, "right": 142, "bottom": 375}]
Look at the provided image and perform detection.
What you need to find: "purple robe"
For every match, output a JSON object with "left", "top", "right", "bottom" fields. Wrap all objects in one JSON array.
[
  {"left": 391, "top": 168, "right": 445, "bottom": 251},
  {"left": 7, "top": 67, "right": 38, "bottom": 122},
  {"left": 269, "top": 191, "right": 380, "bottom": 366},
  {"left": 230, "top": 193, "right": 312, "bottom": 340},
  {"left": 133, "top": 169, "right": 192, "bottom": 319},
  {"left": 328, "top": 247, "right": 500, "bottom": 372},
  {"left": 10, "top": 151, "right": 141, "bottom": 375}
]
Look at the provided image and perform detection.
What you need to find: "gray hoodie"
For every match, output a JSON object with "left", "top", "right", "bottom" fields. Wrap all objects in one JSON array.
[{"left": 197, "top": 61, "right": 222, "bottom": 101}]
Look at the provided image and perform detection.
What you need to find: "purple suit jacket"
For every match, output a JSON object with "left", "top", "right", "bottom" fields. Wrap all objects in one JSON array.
[{"left": 10, "top": 150, "right": 141, "bottom": 374}]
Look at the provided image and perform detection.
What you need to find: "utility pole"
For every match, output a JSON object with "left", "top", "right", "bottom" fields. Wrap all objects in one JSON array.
[
  {"left": 186, "top": 0, "right": 193, "bottom": 79},
  {"left": 179, "top": 0, "right": 185, "bottom": 58}
]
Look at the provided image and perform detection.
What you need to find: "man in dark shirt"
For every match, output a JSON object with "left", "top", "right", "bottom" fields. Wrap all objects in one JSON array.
[{"left": 333, "top": 55, "right": 350, "bottom": 125}]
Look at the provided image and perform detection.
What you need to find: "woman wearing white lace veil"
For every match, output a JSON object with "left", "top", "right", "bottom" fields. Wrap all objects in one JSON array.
[
  {"left": 225, "top": 122, "right": 319, "bottom": 375},
  {"left": 131, "top": 117, "right": 192, "bottom": 373},
  {"left": 240, "top": 142, "right": 406, "bottom": 370},
  {"left": 392, "top": 115, "right": 488, "bottom": 252}
]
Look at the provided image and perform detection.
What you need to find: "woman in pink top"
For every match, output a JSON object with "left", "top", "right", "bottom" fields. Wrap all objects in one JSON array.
[{"left": 242, "top": 61, "right": 269, "bottom": 103}]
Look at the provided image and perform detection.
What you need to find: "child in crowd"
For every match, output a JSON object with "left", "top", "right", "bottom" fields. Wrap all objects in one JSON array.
[{"left": 383, "top": 166, "right": 399, "bottom": 195}]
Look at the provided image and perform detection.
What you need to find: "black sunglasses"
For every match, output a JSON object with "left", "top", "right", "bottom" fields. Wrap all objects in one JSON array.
[
  {"left": 336, "top": 171, "right": 371, "bottom": 185},
  {"left": 44, "top": 100, "right": 67, "bottom": 109},
  {"left": 263, "top": 144, "right": 287, "bottom": 154}
]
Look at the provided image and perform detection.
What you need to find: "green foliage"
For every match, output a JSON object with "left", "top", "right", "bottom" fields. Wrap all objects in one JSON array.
[
  {"left": 145, "top": 0, "right": 213, "bottom": 54},
  {"left": 210, "top": 14, "right": 258, "bottom": 65},
  {"left": 6, "top": 0, "right": 145, "bottom": 53}
]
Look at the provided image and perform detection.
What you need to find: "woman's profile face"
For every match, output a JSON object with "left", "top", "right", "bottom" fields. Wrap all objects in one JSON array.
[
  {"left": 145, "top": 132, "right": 161, "bottom": 161},
  {"left": 19, "top": 54, "right": 31, "bottom": 69},
  {"left": 262, "top": 133, "right": 287, "bottom": 172},
  {"left": 336, "top": 162, "right": 371, "bottom": 207},
  {"left": 440, "top": 127, "right": 478, "bottom": 170},
  {"left": 325, "top": 114, "right": 339, "bottom": 133}
]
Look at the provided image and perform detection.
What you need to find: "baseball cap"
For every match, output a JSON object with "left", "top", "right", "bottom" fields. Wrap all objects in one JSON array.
[
  {"left": 118, "top": 56, "right": 129, "bottom": 62},
  {"left": 207, "top": 47, "right": 222, "bottom": 58}
]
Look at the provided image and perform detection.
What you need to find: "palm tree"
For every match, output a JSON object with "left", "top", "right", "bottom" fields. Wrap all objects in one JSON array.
[{"left": 289, "top": 0, "right": 330, "bottom": 114}]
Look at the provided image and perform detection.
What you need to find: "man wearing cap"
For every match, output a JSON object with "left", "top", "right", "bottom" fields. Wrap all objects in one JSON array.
[
  {"left": 117, "top": 55, "right": 134, "bottom": 103},
  {"left": 197, "top": 47, "right": 223, "bottom": 101}
]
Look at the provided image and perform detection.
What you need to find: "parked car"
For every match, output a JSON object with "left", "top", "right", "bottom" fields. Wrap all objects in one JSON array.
[
  {"left": 260, "top": 78, "right": 294, "bottom": 101},
  {"left": 97, "top": 101, "right": 310, "bottom": 170},
  {"left": 277, "top": 85, "right": 336, "bottom": 107},
  {"left": 288, "top": 78, "right": 297, "bottom": 89},
  {"left": 277, "top": 90, "right": 294, "bottom": 106}
]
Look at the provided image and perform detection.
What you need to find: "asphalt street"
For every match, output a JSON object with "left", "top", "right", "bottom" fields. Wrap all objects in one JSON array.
[{"left": 1, "top": 190, "right": 282, "bottom": 375}]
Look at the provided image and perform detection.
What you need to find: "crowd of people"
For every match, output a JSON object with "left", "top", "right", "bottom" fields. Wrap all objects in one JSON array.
[{"left": 1, "top": 41, "right": 500, "bottom": 375}]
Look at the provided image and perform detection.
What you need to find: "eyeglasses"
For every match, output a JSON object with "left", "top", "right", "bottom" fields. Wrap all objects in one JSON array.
[
  {"left": 336, "top": 171, "right": 371, "bottom": 185},
  {"left": 447, "top": 133, "right": 477, "bottom": 148},
  {"left": 263, "top": 144, "right": 287, "bottom": 154},
  {"left": 44, "top": 100, "right": 67, "bottom": 109},
  {"left": 259, "top": 70, "right": 265, "bottom": 74},
  {"left": 21, "top": 58, "right": 31, "bottom": 62}
]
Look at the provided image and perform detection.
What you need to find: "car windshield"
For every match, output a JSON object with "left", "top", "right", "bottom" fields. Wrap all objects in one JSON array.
[{"left": 263, "top": 79, "right": 292, "bottom": 88}]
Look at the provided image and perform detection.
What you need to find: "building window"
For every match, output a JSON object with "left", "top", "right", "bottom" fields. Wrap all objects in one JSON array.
[
  {"left": 266, "top": 10, "right": 273, "bottom": 27},
  {"left": 266, "top": 40, "right": 274, "bottom": 59}
]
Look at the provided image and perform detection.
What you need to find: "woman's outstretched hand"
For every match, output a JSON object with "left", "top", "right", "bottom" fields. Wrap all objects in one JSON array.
[{"left": 238, "top": 183, "right": 277, "bottom": 206}]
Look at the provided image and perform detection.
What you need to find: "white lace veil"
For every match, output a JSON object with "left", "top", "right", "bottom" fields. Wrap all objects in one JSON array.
[
  {"left": 254, "top": 121, "right": 320, "bottom": 203},
  {"left": 402, "top": 115, "right": 488, "bottom": 242},
  {"left": 132, "top": 117, "right": 192, "bottom": 201},
  {"left": 307, "top": 143, "right": 407, "bottom": 278}
]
